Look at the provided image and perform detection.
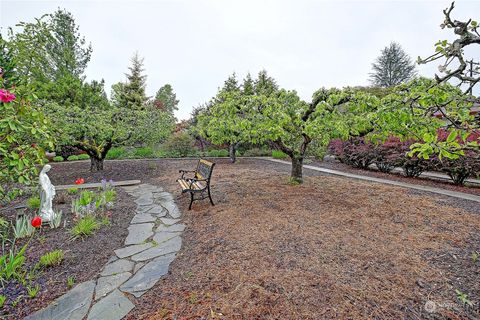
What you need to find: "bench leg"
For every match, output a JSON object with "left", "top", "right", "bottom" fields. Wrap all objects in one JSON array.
[
  {"left": 188, "top": 192, "right": 194, "bottom": 210},
  {"left": 208, "top": 186, "right": 215, "bottom": 206}
]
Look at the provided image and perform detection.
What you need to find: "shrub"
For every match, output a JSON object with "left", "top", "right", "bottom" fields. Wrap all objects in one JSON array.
[
  {"left": 106, "top": 147, "right": 127, "bottom": 159},
  {"left": 272, "top": 150, "right": 289, "bottom": 159},
  {"left": 53, "top": 156, "right": 64, "bottom": 162},
  {"left": 27, "top": 196, "right": 40, "bottom": 210},
  {"left": 39, "top": 250, "right": 64, "bottom": 267},
  {"left": 67, "top": 155, "right": 79, "bottom": 161},
  {"left": 205, "top": 149, "right": 229, "bottom": 157},
  {"left": 341, "top": 137, "right": 376, "bottom": 169},
  {"left": 70, "top": 215, "right": 100, "bottom": 239},
  {"left": 372, "top": 137, "right": 404, "bottom": 173},
  {"left": 433, "top": 151, "right": 480, "bottom": 185},
  {"left": 163, "top": 132, "right": 195, "bottom": 157},
  {"left": 132, "top": 147, "right": 154, "bottom": 158},
  {"left": 76, "top": 154, "right": 90, "bottom": 160},
  {"left": 242, "top": 148, "right": 271, "bottom": 157}
]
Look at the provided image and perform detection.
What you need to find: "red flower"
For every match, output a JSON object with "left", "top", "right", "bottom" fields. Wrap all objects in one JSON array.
[
  {"left": 31, "top": 216, "right": 42, "bottom": 228},
  {"left": 75, "top": 178, "right": 85, "bottom": 185},
  {"left": 0, "top": 89, "right": 16, "bottom": 103}
]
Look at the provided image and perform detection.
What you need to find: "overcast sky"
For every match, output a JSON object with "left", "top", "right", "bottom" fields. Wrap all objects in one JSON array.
[{"left": 1, "top": 0, "right": 479, "bottom": 120}]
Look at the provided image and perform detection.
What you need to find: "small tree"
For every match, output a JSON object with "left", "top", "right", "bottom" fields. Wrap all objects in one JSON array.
[
  {"left": 369, "top": 42, "right": 417, "bottom": 87},
  {"left": 247, "top": 88, "right": 377, "bottom": 183},
  {"left": 196, "top": 73, "right": 245, "bottom": 162}
]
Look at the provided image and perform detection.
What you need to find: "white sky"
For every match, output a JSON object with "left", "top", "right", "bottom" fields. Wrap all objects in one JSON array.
[{"left": 1, "top": 0, "right": 479, "bottom": 120}]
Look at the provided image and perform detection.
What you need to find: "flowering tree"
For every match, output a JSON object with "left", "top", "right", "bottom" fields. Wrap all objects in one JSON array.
[{"left": 0, "top": 43, "right": 53, "bottom": 200}]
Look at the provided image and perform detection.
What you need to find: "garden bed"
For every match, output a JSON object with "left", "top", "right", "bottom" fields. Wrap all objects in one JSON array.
[
  {"left": 310, "top": 158, "right": 480, "bottom": 197},
  {"left": 3, "top": 158, "right": 479, "bottom": 319},
  {"left": 0, "top": 178, "right": 135, "bottom": 319}
]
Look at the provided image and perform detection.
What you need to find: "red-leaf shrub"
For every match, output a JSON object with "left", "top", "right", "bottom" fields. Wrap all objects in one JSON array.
[{"left": 341, "top": 137, "right": 376, "bottom": 169}]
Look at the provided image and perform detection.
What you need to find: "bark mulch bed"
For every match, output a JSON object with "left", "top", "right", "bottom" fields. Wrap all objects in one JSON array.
[
  {"left": 3, "top": 158, "right": 479, "bottom": 319},
  {"left": 79, "top": 158, "right": 477, "bottom": 320},
  {"left": 1, "top": 171, "right": 135, "bottom": 319}
]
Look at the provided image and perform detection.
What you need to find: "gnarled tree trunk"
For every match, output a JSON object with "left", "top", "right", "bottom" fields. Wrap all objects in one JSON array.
[
  {"left": 229, "top": 142, "right": 239, "bottom": 163},
  {"left": 90, "top": 157, "right": 104, "bottom": 172},
  {"left": 290, "top": 156, "right": 304, "bottom": 183}
]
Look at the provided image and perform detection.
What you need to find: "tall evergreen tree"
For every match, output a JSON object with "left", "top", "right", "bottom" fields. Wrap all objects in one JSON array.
[
  {"left": 154, "top": 84, "right": 179, "bottom": 114},
  {"left": 242, "top": 73, "right": 254, "bottom": 96},
  {"left": 120, "top": 52, "right": 148, "bottom": 110},
  {"left": 254, "top": 69, "right": 278, "bottom": 96},
  {"left": 369, "top": 42, "right": 417, "bottom": 87}
]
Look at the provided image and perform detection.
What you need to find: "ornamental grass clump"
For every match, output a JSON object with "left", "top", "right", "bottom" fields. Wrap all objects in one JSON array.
[
  {"left": 39, "top": 250, "right": 64, "bottom": 267},
  {"left": 70, "top": 215, "right": 100, "bottom": 239}
]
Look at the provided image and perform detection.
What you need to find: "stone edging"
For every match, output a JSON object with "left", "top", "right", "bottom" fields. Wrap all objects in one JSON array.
[{"left": 25, "top": 183, "right": 184, "bottom": 320}]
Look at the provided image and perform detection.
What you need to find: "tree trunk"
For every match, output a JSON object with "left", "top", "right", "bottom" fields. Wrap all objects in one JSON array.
[
  {"left": 90, "top": 157, "right": 104, "bottom": 172},
  {"left": 290, "top": 156, "right": 304, "bottom": 183},
  {"left": 229, "top": 143, "right": 237, "bottom": 163}
]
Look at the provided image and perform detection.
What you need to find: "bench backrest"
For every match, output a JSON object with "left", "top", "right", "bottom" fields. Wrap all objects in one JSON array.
[{"left": 195, "top": 159, "right": 215, "bottom": 181}]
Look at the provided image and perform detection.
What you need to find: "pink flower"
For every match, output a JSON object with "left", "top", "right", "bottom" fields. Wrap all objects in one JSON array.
[{"left": 0, "top": 89, "right": 16, "bottom": 103}]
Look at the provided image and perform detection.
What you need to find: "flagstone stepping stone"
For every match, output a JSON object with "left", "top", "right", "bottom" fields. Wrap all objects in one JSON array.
[
  {"left": 131, "top": 213, "right": 156, "bottom": 224},
  {"left": 100, "top": 259, "right": 134, "bottom": 277},
  {"left": 124, "top": 223, "right": 154, "bottom": 245},
  {"left": 133, "top": 262, "right": 146, "bottom": 273},
  {"left": 120, "top": 253, "right": 176, "bottom": 297},
  {"left": 95, "top": 272, "right": 132, "bottom": 300},
  {"left": 153, "top": 232, "right": 178, "bottom": 244},
  {"left": 160, "top": 218, "right": 181, "bottom": 226},
  {"left": 146, "top": 205, "right": 168, "bottom": 216},
  {"left": 24, "top": 280, "right": 95, "bottom": 320},
  {"left": 135, "top": 195, "right": 153, "bottom": 206},
  {"left": 156, "top": 223, "right": 186, "bottom": 233},
  {"left": 154, "top": 192, "right": 174, "bottom": 201},
  {"left": 160, "top": 201, "right": 181, "bottom": 218},
  {"left": 87, "top": 289, "right": 134, "bottom": 320},
  {"left": 131, "top": 236, "right": 182, "bottom": 262},
  {"left": 114, "top": 243, "right": 153, "bottom": 259}
]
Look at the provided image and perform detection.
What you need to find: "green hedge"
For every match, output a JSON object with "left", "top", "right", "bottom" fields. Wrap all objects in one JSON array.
[{"left": 53, "top": 156, "right": 64, "bottom": 162}]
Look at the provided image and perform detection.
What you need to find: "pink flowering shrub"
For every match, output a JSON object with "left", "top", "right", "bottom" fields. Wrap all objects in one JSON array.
[{"left": 0, "top": 88, "right": 16, "bottom": 103}]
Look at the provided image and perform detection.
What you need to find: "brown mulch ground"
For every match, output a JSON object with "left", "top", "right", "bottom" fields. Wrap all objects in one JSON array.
[{"left": 3, "top": 158, "right": 480, "bottom": 319}]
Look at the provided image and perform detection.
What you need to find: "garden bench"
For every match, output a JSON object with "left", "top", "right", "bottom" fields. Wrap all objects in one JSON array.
[{"left": 177, "top": 159, "right": 215, "bottom": 210}]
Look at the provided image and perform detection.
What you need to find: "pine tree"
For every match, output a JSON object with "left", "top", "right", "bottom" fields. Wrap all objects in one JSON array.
[
  {"left": 242, "top": 73, "right": 254, "bottom": 96},
  {"left": 154, "top": 84, "right": 179, "bottom": 114},
  {"left": 122, "top": 52, "right": 148, "bottom": 110},
  {"left": 369, "top": 42, "right": 417, "bottom": 87},
  {"left": 254, "top": 70, "right": 278, "bottom": 96}
]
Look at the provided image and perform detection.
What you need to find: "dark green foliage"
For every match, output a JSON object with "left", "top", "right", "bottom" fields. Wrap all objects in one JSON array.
[
  {"left": 154, "top": 84, "right": 179, "bottom": 114},
  {"left": 163, "top": 132, "right": 195, "bottom": 157}
]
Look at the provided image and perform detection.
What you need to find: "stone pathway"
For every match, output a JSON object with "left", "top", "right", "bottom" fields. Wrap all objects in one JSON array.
[
  {"left": 25, "top": 183, "right": 184, "bottom": 320},
  {"left": 266, "top": 158, "right": 480, "bottom": 203}
]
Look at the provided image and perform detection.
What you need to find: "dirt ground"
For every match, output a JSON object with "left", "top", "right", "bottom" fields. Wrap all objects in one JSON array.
[{"left": 5, "top": 158, "right": 480, "bottom": 319}]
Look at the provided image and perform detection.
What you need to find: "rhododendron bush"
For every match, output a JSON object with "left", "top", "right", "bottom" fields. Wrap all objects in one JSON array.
[{"left": 0, "top": 39, "right": 53, "bottom": 201}]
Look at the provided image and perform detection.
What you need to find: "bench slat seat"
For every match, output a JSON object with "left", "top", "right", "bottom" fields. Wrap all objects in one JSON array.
[{"left": 176, "top": 159, "right": 215, "bottom": 210}]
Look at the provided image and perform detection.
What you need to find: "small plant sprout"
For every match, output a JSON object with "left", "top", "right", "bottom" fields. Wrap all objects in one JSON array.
[
  {"left": 48, "top": 210, "right": 63, "bottom": 229},
  {"left": 67, "top": 276, "right": 75, "bottom": 289},
  {"left": 70, "top": 215, "right": 99, "bottom": 239},
  {"left": 13, "top": 215, "right": 36, "bottom": 239},
  {"left": 27, "top": 284, "right": 41, "bottom": 298},
  {"left": 67, "top": 187, "right": 78, "bottom": 195},
  {"left": 0, "top": 294, "right": 5, "bottom": 308},
  {"left": 471, "top": 251, "right": 479, "bottom": 263},
  {"left": 39, "top": 250, "right": 64, "bottom": 267},
  {"left": 26, "top": 196, "right": 41, "bottom": 210},
  {"left": 455, "top": 289, "right": 473, "bottom": 307}
]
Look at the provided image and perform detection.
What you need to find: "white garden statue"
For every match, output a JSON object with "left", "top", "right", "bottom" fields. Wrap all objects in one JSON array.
[{"left": 39, "top": 164, "right": 56, "bottom": 222}]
